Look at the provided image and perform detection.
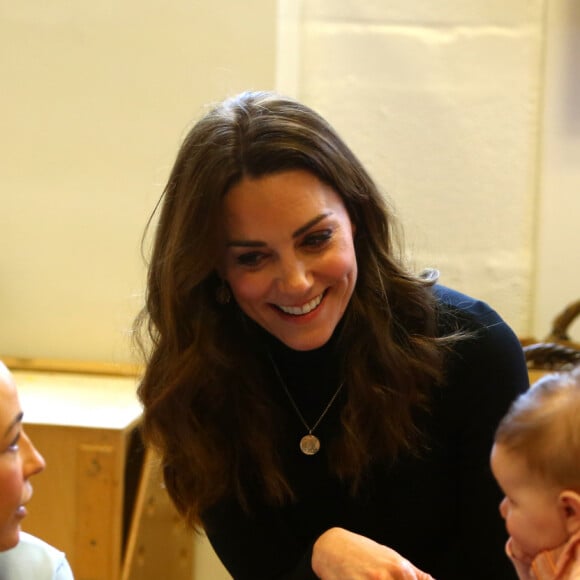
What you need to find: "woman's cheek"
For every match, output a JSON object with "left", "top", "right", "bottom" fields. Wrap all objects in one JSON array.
[
  {"left": 321, "top": 251, "right": 356, "bottom": 280},
  {"left": 231, "top": 272, "right": 271, "bottom": 301}
]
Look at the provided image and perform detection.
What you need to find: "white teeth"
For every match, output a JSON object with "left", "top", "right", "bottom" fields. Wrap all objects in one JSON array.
[{"left": 278, "top": 293, "right": 323, "bottom": 315}]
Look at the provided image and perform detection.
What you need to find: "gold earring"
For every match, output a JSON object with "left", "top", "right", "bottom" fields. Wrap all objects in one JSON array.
[{"left": 216, "top": 281, "right": 231, "bottom": 305}]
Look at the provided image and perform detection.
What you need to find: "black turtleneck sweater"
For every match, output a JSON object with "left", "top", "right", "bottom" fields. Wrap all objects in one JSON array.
[{"left": 202, "top": 285, "right": 529, "bottom": 579}]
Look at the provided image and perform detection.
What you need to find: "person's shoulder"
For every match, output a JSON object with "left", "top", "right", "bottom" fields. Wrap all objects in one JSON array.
[
  {"left": 432, "top": 285, "right": 529, "bottom": 419},
  {"left": 16, "top": 531, "right": 66, "bottom": 556},
  {"left": 433, "top": 284, "right": 500, "bottom": 324},
  {"left": 432, "top": 283, "right": 525, "bottom": 364},
  {"left": 432, "top": 284, "right": 517, "bottom": 343},
  {"left": 0, "top": 532, "right": 74, "bottom": 579}
]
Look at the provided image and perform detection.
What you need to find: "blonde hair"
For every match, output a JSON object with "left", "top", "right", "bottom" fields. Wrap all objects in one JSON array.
[{"left": 495, "top": 365, "right": 580, "bottom": 489}]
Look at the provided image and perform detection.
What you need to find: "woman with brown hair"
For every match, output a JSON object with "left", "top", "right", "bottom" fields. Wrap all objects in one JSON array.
[{"left": 134, "top": 91, "right": 529, "bottom": 579}]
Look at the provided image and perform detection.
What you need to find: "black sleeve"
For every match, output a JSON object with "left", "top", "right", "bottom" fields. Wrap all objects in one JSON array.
[
  {"left": 440, "top": 301, "right": 529, "bottom": 579},
  {"left": 202, "top": 500, "right": 317, "bottom": 580}
]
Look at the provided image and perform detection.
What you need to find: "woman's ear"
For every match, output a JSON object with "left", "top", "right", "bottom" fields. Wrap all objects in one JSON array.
[{"left": 559, "top": 490, "right": 580, "bottom": 535}]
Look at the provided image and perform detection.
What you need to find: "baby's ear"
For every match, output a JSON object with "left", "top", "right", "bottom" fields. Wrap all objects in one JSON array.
[{"left": 559, "top": 490, "right": 580, "bottom": 535}]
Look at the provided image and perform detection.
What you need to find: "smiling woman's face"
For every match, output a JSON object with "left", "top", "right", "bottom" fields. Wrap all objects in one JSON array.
[
  {"left": 221, "top": 169, "right": 358, "bottom": 351},
  {"left": 0, "top": 363, "right": 45, "bottom": 550}
]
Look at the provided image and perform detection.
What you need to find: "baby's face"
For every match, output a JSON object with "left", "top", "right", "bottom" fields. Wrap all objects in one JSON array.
[
  {"left": 0, "top": 363, "right": 45, "bottom": 550},
  {"left": 490, "top": 442, "right": 568, "bottom": 559}
]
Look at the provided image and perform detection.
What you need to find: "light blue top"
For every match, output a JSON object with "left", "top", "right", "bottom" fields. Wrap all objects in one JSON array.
[{"left": 0, "top": 532, "right": 74, "bottom": 580}]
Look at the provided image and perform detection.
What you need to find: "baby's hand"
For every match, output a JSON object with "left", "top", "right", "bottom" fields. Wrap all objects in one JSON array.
[{"left": 506, "top": 537, "right": 533, "bottom": 565}]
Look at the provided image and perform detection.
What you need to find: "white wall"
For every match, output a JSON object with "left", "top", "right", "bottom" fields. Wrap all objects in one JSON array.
[
  {"left": 294, "top": 0, "right": 580, "bottom": 342},
  {"left": 534, "top": 0, "right": 580, "bottom": 340},
  {"left": 295, "top": 0, "right": 546, "bottom": 336},
  {"left": 6, "top": 0, "right": 569, "bottom": 364},
  {"left": 0, "top": 0, "right": 276, "bottom": 364}
]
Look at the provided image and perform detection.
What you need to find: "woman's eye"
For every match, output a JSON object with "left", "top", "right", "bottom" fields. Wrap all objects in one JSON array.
[
  {"left": 236, "top": 252, "right": 266, "bottom": 267},
  {"left": 303, "top": 230, "right": 332, "bottom": 248},
  {"left": 6, "top": 434, "right": 20, "bottom": 453}
]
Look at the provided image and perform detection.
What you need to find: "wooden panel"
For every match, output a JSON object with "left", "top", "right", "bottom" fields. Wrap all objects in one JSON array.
[
  {"left": 23, "top": 425, "right": 130, "bottom": 580},
  {"left": 122, "top": 450, "right": 194, "bottom": 580},
  {"left": 22, "top": 424, "right": 79, "bottom": 558},
  {"left": 75, "top": 444, "right": 117, "bottom": 580}
]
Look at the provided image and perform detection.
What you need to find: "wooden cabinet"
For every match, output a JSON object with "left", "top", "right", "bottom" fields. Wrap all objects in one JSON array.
[{"left": 10, "top": 364, "right": 194, "bottom": 580}]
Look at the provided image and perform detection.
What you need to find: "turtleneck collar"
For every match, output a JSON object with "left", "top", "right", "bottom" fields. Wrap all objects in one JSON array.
[{"left": 249, "top": 318, "right": 345, "bottom": 407}]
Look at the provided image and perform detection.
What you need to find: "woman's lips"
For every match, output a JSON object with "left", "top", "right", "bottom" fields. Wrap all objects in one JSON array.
[
  {"left": 275, "top": 291, "right": 325, "bottom": 316},
  {"left": 15, "top": 505, "right": 27, "bottom": 519},
  {"left": 17, "top": 487, "right": 33, "bottom": 518}
]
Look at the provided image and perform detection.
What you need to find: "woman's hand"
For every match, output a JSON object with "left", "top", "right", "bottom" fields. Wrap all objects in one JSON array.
[{"left": 311, "top": 527, "right": 435, "bottom": 580}]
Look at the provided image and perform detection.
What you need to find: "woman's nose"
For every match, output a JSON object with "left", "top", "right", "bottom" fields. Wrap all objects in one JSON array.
[
  {"left": 277, "top": 256, "right": 312, "bottom": 294},
  {"left": 20, "top": 430, "right": 46, "bottom": 478}
]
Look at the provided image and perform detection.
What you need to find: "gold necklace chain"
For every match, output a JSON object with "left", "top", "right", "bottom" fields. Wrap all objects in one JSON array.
[{"left": 268, "top": 353, "right": 345, "bottom": 455}]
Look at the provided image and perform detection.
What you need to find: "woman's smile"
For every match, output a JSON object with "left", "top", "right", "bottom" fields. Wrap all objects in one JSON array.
[{"left": 273, "top": 291, "right": 326, "bottom": 316}]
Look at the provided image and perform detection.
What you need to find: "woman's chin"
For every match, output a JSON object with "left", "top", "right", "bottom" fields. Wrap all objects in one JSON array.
[
  {"left": 0, "top": 528, "right": 21, "bottom": 552},
  {"left": 276, "top": 329, "right": 334, "bottom": 351}
]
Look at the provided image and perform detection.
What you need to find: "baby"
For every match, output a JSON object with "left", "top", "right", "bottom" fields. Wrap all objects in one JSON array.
[
  {"left": 0, "top": 360, "right": 74, "bottom": 578},
  {"left": 491, "top": 365, "right": 580, "bottom": 579}
]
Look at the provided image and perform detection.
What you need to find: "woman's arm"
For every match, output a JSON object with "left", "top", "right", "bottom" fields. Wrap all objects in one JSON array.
[
  {"left": 203, "top": 498, "right": 317, "bottom": 580},
  {"left": 204, "top": 504, "right": 434, "bottom": 579}
]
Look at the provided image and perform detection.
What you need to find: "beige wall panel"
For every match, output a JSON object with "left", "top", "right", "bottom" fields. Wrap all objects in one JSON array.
[{"left": 0, "top": 0, "right": 276, "bottom": 364}]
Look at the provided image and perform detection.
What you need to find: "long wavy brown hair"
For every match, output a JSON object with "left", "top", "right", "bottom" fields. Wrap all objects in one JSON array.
[{"left": 134, "top": 91, "right": 459, "bottom": 529}]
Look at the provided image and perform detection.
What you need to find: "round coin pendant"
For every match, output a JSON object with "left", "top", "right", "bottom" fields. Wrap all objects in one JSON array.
[{"left": 300, "top": 434, "right": 321, "bottom": 455}]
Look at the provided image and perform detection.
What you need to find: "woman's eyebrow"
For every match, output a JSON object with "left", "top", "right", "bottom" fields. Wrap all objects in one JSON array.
[
  {"left": 3, "top": 411, "right": 23, "bottom": 437},
  {"left": 226, "top": 212, "right": 332, "bottom": 248},
  {"left": 292, "top": 212, "right": 331, "bottom": 239}
]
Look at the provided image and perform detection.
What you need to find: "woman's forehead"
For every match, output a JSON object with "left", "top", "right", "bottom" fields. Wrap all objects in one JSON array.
[
  {"left": 0, "top": 364, "right": 20, "bottom": 431},
  {"left": 224, "top": 171, "right": 344, "bottom": 222}
]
